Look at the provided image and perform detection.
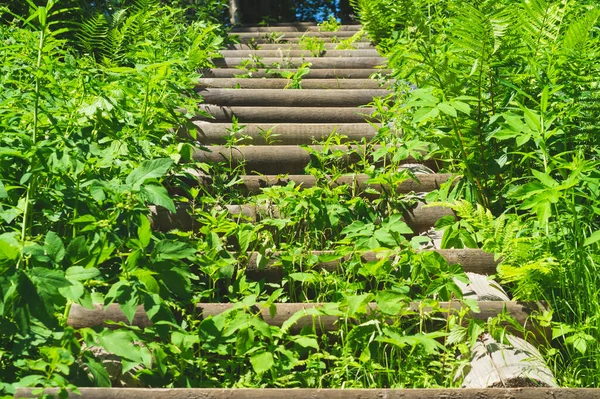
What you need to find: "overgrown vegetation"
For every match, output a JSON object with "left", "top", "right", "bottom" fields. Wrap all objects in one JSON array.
[
  {"left": 353, "top": 0, "right": 600, "bottom": 386},
  {"left": 2, "top": 0, "right": 599, "bottom": 395}
]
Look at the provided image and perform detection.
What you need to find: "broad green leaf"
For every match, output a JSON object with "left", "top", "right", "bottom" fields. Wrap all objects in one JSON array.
[
  {"left": 137, "top": 214, "right": 152, "bottom": 248},
  {"left": 0, "top": 233, "right": 19, "bottom": 262},
  {"left": 289, "top": 272, "right": 316, "bottom": 283},
  {"left": 66, "top": 266, "right": 100, "bottom": 281},
  {"left": 345, "top": 294, "right": 371, "bottom": 316},
  {"left": 0, "top": 181, "right": 7, "bottom": 198},
  {"left": 142, "top": 184, "right": 176, "bottom": 213},
  {"left": 437, "top": 102, "right": 457, "bottom": 117},
  {"left": 451, "top": 100, "right": 471, "bottom": 115},
  {"left": 44, "top": 231, "right": 65, "bottom": 264},
  {"left": 126, "top": 158, "right": 173, "bottom": 190},
  {"left": 153, "top": 240, "right": 196, "bottom": 261},
  {"left": 82, "top": 355, "right": 111, "bottom": 387},
  {"left": 250, "top": 351, "right": 274, "bottom": 374},
  {"left": 584, "top": 230, "right": 600, "bottom": 247},
  {"left": 293, "top": 336, "right": 319, "bottom": 350},
  {"left": 98, "top": 330, "right": 149, "bottom": 365},
  {"left": 532, "top": 170, "right": 558, "bottom": 188}
]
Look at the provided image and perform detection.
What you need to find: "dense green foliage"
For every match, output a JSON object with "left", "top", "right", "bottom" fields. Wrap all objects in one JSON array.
[{"left": 353, "top": 0, "right": 600, "bottom": 386}]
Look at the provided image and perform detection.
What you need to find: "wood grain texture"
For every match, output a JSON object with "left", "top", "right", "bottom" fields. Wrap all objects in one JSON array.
[
  {"left": 213, "top": 57, "right": 385, "bottom": 69},
  {"left": 201, "top": 69, "right": 390, "bottom": 79},
  {"left": 196, "top": 105, "right": 376, "bottom": 123},
  {"left": 17, "top": 388, "right": 600, "bottom": 399},
  {"left": 199, "top": 88, "right": 390, "bottom": 107}
]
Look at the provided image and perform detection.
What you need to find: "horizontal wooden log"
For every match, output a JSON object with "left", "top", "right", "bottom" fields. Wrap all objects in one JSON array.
[
  {"left": 226, "top": 42, "right": 375, "bottom": 50},
  {"left": 213, "top": 57, "right": 385, "bottom": 69},
  {"left": 231, "top": 24, "right": 363, "bottom": 32},
  {"left": 150, "top": 203, "right": 452, "bottom": 235},
  {"left": 244, "top": 249, "right": 497, "bottom": 280},
  {"left": 196, "top": 105, "right": 376, "bottom": 123},
  {"left": 16, "top": 388, "right": 600, "bottom": 399},
  {"left": 191, "top": 145, "right": 430, "bottom": 175},
  {"left": 67, "top": 301, "right": 545, "bottom": 335},
  {"left": 201, "top": 69, "right": 391, "bottom": 79},
  {"left": 198, "top": 89, "right": 390, "bottom": 107},
  {"left": 232, "top": 31, "right": 362, "bottom": 39},
  {"left": 196, "top": 78, "right": 387, "bottom": 90},
  {"left": 220, "top": 49, "right": 380, "bottom": 58},
  {"left": 188, "top": 122, "right": 379, "bottom": 144},
  {"left": 192, "top": 173, "right": 453, "bottom": 195},
  {"left": 462, "top": 333, "right": 557, "bottom": 388}
]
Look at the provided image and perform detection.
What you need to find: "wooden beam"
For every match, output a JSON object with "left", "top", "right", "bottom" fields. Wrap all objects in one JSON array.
[
  {"left": 229, "top": 0, "right": 240, "bottom": 25},
  {"left": 14, "top": 388, "right": 600, "bottom": 399}
]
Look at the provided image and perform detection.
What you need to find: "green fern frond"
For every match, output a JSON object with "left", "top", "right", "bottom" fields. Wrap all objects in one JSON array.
[
  {"left": 75, "top": 13, "right": 109, "bottom": 57},
  {"left": 519, "top": 0, "right": 568, "bottom": 55}
]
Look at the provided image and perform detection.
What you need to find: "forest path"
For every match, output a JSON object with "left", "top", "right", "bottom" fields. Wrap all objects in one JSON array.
[{"left": 17, "top": 23, "right": 566, "bottom": 398}]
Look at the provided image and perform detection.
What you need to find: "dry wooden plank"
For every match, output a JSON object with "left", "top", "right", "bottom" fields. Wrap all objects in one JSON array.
[
  {"left": 190, "top": 145, "right": 433, "bottom": 175},
  {"left": 226, "top": 42, "right": 375, "bottom": 50},
  {"left": 232, "top": 31, "right": 361, "bottom": 39},
  {"left": 213, "top": 57, "right": 385, "bottom": 69},
  {"left": 199, "top": 88, "right": 390, "bottom": 107},
  {"left": 68, "top": 301, "right": 545, "bottom": 335},
  {"left": 202, "top": 68, "right": 390, "bottom": 79},
  {"left": 196, "top": 78, "right": 388, "bottom": 90},
  {"left": 194, "top": 173, "right": 455, "bottom": 195},
  {"left": 188, "top": 122, "right": 380, "bottom": 144},
  {"left": 219, "top": 49, "right": 380, "bottom": 58},
  {"left": 244, "top": 249, "right": 498, "bottom": 279},
  {"left": 18, "top": 388, "right": 600, "bottom": 399},
  {"left": 196, "top": 105, "right": 376, "bottom": 123},
  {"left": 149, "top": 202, "right": 452, "bottom": 234}
]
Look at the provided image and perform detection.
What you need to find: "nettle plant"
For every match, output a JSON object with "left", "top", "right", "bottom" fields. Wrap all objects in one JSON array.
[
  {"left": 354, "top": 0, "right": 600, "bottom": 385},
  {"left": 0, "top": 0, "right": 224, "bottom": 394}
]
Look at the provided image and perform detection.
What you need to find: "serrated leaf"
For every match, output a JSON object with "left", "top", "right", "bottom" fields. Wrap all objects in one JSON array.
[
  {"left": 437, "top": 102, "right": 457, "bottom": 117},
  {"left": 44, "top": 231, "right": 65, "bottom": 264},
  {"left": 126, "top": 158, "right": 173, "bottom": 190},
  {"left": 250, "top": 351, "right": 274, "bottom": 374},
  {"left": 66, "top": 266, "right": 100, "bottom": 281},
  {"left": 142, "top": 184, "right": 176, "bottom": 213},
  {"left": 293, "top": 336, "right": 319, "bottom": 350}
]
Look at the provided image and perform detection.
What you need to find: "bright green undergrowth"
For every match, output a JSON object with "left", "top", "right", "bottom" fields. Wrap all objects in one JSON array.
[
  {"left": 0, "top": 0, "right": 530, "bottom": 396},
  {"left": 353, "top": 0, "right": 600, "bottom": 387}
]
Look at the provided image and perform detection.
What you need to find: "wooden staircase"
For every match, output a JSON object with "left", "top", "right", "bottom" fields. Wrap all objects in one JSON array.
[{"left": 17, "top": 22, "right": 586, "bottom": 398}]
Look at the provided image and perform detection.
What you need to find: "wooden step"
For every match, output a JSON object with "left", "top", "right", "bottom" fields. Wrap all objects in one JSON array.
[
  {"left": 68, "top": 301, "right": 544, "bottom": 334},
  {"left": 232, "top": 31, "right": 362, "bottom": 39},
  {"left": 243, "top": 249, "right": 498, "bottom": 279},
  {"left": 196, "top": 105, "right": 376, "bottom": 123},
  {"left": 213, "top": 57, "right": 385, "bottom": 69},
  {"left": 16, "top": 388, "right": 595, "bottom": 399},
  {"left": 196, "top": 78, "right": 387, "bottom": 90},
  {"left": 191, "top": 173, "right": 453, "bottom": 195},
  {"left": 227, "top": 42, "right": 375, "bottom": 50},
  {"left": 191, "top": 145, "right": 428, "bottom": 175},
  {"left": 220, "top": 49, "right": 380, "bottom": 58},
  {"left": 232, "top": 25, "right": 363, "bottom": 32},
  {"left": 202, "top": 69, "right": 391, "bottom": 79},
  {"left": 188, "top": 122, "right": 380, "bottom": 144},
  {"left": 150, "top": 203, "right": 452, "bottom": 235},
  {"left": 199, "top": 88, "right": 389, "bottom": 107}
]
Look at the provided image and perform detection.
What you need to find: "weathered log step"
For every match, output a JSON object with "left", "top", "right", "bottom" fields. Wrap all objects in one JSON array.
[
  {"left": 220, "top": 49, "right": 379, "bottom": 58},
  {"left": 227, "top": 42, "right": 375, "bottom": 50},
  {"left": 232, "top": 24, "right": 363, "bottom": 32},
  {"left": 189, "top": 122, "right": 379, "bottom": 144},
  {"left": 67, "top": 301, "right": 544, "bottom": 334},
  {"left": 196, "top": 78, "right": 387, "bottom": 90},
  {"left": 17, "top": 388, "right": 597, "bottom": 399},
  {"left": 213, "top": 57, "right": 385, "bottom": 69},
  {"left": 243, "top": 249, "right": 497, "bottom": 278},
  {"left": 193, "top": 173, "right": 453, "bottom": 195},
  {"left": 151, "top": 203, "right": 452, "bottom": 235},
  {"left": 191, "top": 145, "right": 430, "bottom": 175},
  {"left": 236, "top": 37, "right": 367, "bottom": 44},
  {"left": 199, "top": 89, "right": 390, "bottom": 107},
  {"left": 232, "top": 31, "right": 362, "bottom": 39},
  {"left": 202, "top": 69, "right": 391, "bottom": 79},
  {"left": 196, "top": 105, "right": 376, "bottom": 123}
]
